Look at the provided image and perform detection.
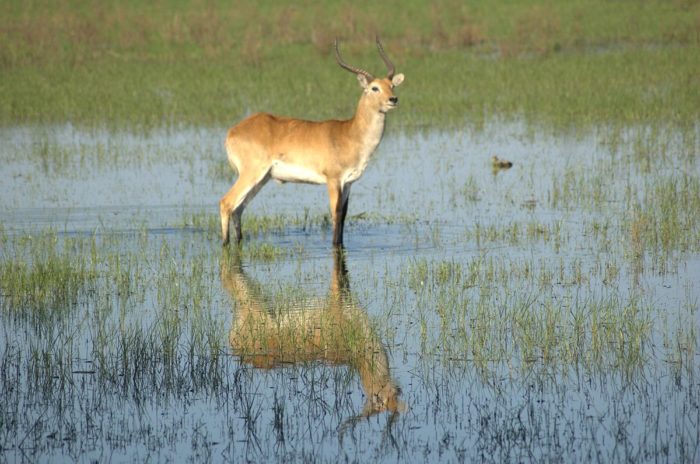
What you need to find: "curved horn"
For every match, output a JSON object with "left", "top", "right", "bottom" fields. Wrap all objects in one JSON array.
[
  {"left": 334, "top": 38, "right": 374, "bottom": 81},
  {"left": 375, "top": 37, "right": 395, "bottom": 79}
]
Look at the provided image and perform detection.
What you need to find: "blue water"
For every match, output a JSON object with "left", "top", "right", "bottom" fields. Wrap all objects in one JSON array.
[{"left": 0, "top": 122, "right": 698, "bottom": 463}]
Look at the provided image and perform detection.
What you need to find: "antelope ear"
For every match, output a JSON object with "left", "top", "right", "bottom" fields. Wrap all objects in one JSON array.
[
  {"left": 357, "top": 73, "right": 370, "bottom": 88},
  {"left": 391, "top": 73, "right": 404, "bottom": 87}
]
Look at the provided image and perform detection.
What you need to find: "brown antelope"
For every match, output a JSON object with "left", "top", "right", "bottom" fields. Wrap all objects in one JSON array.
[
  {"left": 221, "top": 249, "right": 406, "bottom": 420},
  {"left": 220, "top": 38, "right": 405, "bottom": 247}
]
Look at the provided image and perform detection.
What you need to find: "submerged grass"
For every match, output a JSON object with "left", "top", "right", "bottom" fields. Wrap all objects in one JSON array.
[
  {"left": 0, "top": 230, "right": 228, "bottom": 402},
  {"left": 400, "top": 255, "right": 654, "bottom": 378},
  {"left": 0, "top": 151, "right": 696, "bottom": 458},
  {"left": 183, "top": 209, "right": 330, "bottom": 239},
  {"left": 548, "top": 153, "right": 700, "bottom": 256},
  {"left": 0, "top": 232, "right": 98, "bottom": 317}
]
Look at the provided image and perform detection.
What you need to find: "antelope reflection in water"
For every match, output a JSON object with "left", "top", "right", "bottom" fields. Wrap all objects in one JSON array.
[{"left": 221, "top": 249, "right": 406, "bottom": 423}]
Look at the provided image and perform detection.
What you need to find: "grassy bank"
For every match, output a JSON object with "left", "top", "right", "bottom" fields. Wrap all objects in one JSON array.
[{"left": 1, "top": 0, "right": 699, "bottom": 129}]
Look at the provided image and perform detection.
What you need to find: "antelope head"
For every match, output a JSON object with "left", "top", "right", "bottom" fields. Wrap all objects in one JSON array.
[{"left": 335, "top": 37, "right": 405, "bottom": 114}]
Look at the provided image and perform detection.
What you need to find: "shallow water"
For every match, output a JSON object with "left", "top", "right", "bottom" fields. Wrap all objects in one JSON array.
[{"left": 0, "top": 122, "right": 698, "bottom": 462}]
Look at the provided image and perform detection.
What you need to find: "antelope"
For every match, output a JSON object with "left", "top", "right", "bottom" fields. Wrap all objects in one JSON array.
[
  {"left": 220, "top": 38, "right": 405, "bottom": 247},
  {"left": 221, "top": 249, "right": 406, "bottom": 420}
]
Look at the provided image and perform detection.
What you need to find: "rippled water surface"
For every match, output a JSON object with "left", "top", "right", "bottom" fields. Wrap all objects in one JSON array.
[{"left": 1, "top": 122, "right": 698, "bottom": 462}]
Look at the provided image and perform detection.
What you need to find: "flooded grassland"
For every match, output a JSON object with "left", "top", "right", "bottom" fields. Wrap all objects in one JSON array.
[
  {"left": 2, "top": 0, "right": 700, "bottom": 461},
  {"left": 0, "top": 120, "right": 698, "bottom": 462}
]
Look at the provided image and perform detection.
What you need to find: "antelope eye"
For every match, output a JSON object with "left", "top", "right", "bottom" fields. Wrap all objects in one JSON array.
[{"left": 371, "top": 86, "right": 379, "bottom": 92}]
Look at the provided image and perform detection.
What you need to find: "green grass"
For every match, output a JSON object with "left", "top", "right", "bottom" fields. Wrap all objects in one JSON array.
[
  {"left": 0, "top": 229, "right": 228, "bottom": 397},
  {"left": 2, "top": 0, "right": 698, "bottom": 66},
  {"left": 400, "top": 255, "right": 654, "bottom": 378},
  {"left": 0, "top": 232, "right": 99, "bottom": 316},
  {"left": 1, "top": 1, "right": 699, "bottom": 130}
]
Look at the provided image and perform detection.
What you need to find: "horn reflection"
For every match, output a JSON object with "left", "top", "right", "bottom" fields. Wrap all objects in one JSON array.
[{"left": 221, "top": 249, "right": 406, "bottom": 421}]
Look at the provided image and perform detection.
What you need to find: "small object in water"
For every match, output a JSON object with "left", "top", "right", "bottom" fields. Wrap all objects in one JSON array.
[{"left": 491, "top": 155, "right": 513, "bottom": 169}]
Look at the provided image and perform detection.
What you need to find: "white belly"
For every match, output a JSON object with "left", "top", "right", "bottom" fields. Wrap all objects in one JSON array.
[{"left": 270, "top": 161, "right": 326, "bottom": 185}]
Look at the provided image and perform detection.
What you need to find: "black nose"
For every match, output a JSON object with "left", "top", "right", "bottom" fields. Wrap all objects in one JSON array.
[{"left": 389, "top": 97, "right": 398, "bottom": 104}]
